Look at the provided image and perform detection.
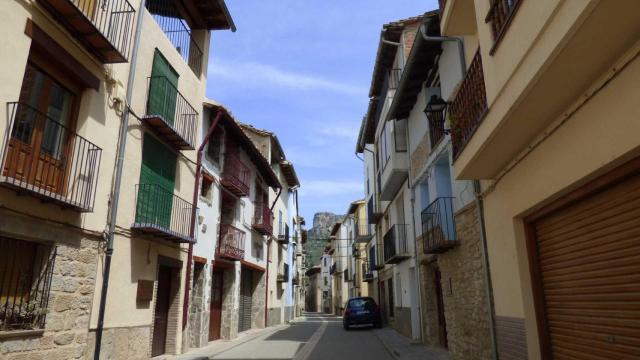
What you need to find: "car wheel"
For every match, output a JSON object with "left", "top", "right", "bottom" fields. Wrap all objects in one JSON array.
[{"left": 343, "top": 323, "right": 350, "bottom": 331}]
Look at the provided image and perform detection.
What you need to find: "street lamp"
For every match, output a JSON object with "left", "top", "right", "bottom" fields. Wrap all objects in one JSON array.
[{"left": 423, "top": 94, "right": 448, "bottom": 119}]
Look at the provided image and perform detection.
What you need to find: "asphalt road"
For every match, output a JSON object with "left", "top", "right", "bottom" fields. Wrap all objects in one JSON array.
[{"left": 210, "top": 313, "right": 394, "bottom": 360}]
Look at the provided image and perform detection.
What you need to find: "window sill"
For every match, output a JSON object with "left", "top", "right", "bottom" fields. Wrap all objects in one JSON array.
[{"left": 0, "top": 329, "right": 45, "bottom": 339}]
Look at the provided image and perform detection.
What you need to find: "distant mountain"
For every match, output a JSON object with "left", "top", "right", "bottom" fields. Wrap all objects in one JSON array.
[{"left": 304, "top": 212, "right": 344, "bottom": 268}]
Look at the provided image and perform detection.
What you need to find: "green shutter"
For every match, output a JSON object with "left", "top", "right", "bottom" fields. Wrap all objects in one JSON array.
[
  {"left": 136, "top": 133, "right": 177, "bottom": 229},
  {"left": 149, "top": 50, "right": 179, "bottom": 126}
]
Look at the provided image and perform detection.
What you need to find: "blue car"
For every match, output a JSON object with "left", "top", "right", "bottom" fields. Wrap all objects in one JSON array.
[{"left": 343, "top": 297, "right": 382, "bottom": 330}]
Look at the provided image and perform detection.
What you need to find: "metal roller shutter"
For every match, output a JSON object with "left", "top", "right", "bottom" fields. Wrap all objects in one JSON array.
[
  {"left": 532, "top": 173, "right": 640, "bottom": 359},
  {"left": 238, "top": 268, "right": 253, "bottom": 333}
]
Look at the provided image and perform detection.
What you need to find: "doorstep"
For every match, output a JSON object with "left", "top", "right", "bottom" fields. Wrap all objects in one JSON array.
[{"left": 373, "top": 327, "right": 450, "bottom": 360}]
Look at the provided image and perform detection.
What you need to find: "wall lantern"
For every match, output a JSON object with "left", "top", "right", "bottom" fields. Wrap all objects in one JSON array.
[{"left": 423, "top": 95, "right": 448, "bottom": 119}]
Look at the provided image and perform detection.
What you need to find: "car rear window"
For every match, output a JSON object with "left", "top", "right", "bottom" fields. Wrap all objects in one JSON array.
[{"left": 348, "top": 298, "right": 376, "bottom": 309}]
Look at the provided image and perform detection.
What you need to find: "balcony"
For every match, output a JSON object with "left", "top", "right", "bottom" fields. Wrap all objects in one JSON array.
[
  {"left": 343, "top": 269, "right": 353, "bottom": 283},
  {"left": 352, "top": 244, "right": 360, "bottom": 258},
  {"left": 1, "top": 102, "right": 102, "bottom": 212},
  {"left": 450, "top": 50, "right": 488, "bottom": 159},
  {"left": 362, "top": 262, "right": 374, "bottom": 282},
  {"left": 146, "top": 0, "right": 204, "bottom": 75},
  {"left": 216, "top": 224, "right": 245, "bottom": 261},
  {"left": 37, "top": 0, "right": 135, "bottom": 63},
  {"left": 220, "top": 152, "right": 250, "bottom": 196},
  {"left": 486, "top": 0, "right": 523, "bottom": 53},
  {"left": 278, "top": 223, "right": 290, "bottom": 244},
  {"left": 132, "top": 184, "right": 195, "bottom": 243},
  {"left": 428, "top": 102, "right": 447, "bottom": 149},
  {"left": 277, "top": 263, "right": 289, "bottom": 282},
  {"left": 330, "top": 263, "right": 337, "bottom": 276},
  {"left": 292, "top": 272, "right": 299, "bottom": 285},
  {"left": 252, "top": 204, "right": 273, "bottom": 236},
  {"left": 355, "top": 217, "right": 373, "bottom": 243},
  {"left": 383, "top": 224, "right": 410, "bottom": 264},
  {"left": 373, "top": 68, "right": 402, "bottom": 124},
  {"left": 422, "top": 198, "right": 458, "bottom": 254},
  {"left": 143, "top": 76, "right": 197, "bottom": 150},
  {"left": 379, "top": 119, "right": 408, "bottom": 201},
  {"left": 367, "top": 196, "right": 383, "bottom": 225}
]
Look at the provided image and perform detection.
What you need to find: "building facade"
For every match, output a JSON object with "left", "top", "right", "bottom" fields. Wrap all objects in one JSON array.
[{"left": 442, "top": 0, "right": 640, "bottom": 359}]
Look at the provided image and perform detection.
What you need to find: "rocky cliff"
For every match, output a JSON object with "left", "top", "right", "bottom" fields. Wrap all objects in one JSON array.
[{"left": 304, "top": 212, "right": 344, "bottom": 267}]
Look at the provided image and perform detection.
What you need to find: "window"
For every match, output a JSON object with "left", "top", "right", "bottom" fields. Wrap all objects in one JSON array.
[
  {"left": 200, "top": 172, "right": 214, "bottom": 203},
  {"left": 207, "top": 127, "right": 224, "bottom": 167},
  {"left": 0, "top": 237, "right": 56, "bottom": 331}
]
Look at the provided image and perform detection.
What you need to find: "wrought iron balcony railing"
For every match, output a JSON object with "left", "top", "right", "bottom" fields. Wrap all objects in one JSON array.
[
  {"left": 1, "top": 102, "right": 102, "bottom": 212},
  {"left": 132, "top": 184, "right": 195, "bottom": 243},
  {"left": 252, "top": 204, "right": 274, "bottom": 236},
  {"left": 146, "top": 0, "right": 204, "bottom": 75},
  {"left": 277, "top": 263, "right": 289, "bottom": 282},
  {"left": 486, "top": 0, "right": 523, "bottom": 52},
  {"left": 217, "top": 224, "right": 246, "bottom": 261},
  {"left": 352, "top": 244, "right": 360, "bottom": 258},
  {"left": 343, "top": 268, "right": 353, "bottom": 283},
  {"left": 450, "top": 50, "right": 488, "bottom": 159},
  {"left": 144, "top": 76, "right": 198, "bottom": 150},
  {"left": 0, "top": 238, "right": 56, "bottom": 331},
  {"left": 422, "top": 197, "right": 458, "bottom": 254},
  {"left": 221, "top": 152, "right": 250, "bottom": 196},
  {"left": 428, "top": 102, "right": 447, "bottom": 148},
  {"left": 355, "top": 217, "right": 373, "bottom": 243},
  {"left": 362, "top": 262, "right": 374, "bottom": 282},
  {"left": 38, "top": 0, "right": 135, "bottom": 63},
  {"left": 383, "top": 224, "right": 410, "bottom": 264},
  {"left": 278, "top": 223, "right": 290, "bottom": 244},
  {"left": 330, "top": 263, "right": 337, "bottom": 276},
  {"left": 368, "top": 196, "right": 383, "bottom": 224}
]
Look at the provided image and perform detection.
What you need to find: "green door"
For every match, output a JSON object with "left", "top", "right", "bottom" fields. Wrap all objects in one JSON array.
[
  {"left": 148, "top": 50, "right": 179, "bottom": 126},
  {"left": 137, "top": 133, "right": 177, "bottom": 229}
]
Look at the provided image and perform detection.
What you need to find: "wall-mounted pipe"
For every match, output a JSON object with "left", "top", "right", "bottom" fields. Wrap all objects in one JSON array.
[
  {"left": 94, "top": 1, "right": 146, "bottom": 358},
  {"left": 419, "top": 21, "right": 466, "bottom": 77},
  {"left": 182, "top": 110, "right": 223, "bottom": 329}
]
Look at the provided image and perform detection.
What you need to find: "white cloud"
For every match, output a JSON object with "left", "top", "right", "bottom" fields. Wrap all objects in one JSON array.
[
  {"left": 208, "top": 60, "right": 366, "bottom": 96},
  {"left": 299, "top": 180, "right": 363, "bottom": 197}
]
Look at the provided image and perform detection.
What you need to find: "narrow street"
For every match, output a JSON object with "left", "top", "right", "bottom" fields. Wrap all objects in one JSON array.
[{"left": 208, "top": 313, "right": 394, "bottom": 360}]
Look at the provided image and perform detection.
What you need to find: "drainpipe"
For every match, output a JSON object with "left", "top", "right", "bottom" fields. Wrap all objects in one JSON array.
[
  {"left": 474, "top": 180, "right": 499, "bottom": 360},
  {"left": 94, "top": 1, "right": 146, "bottom": 359},
  {"left": 182, "top": 110, "right": 223, "bottom": 329},
  {"left": 419, "top": 22, "right": 466, "bottom": 77},
  {"left": 409, "top": 187, "right": 425, "bottom": 343},
  {"left": 264, "top": 187, "right": 282, "bottom": 326}
]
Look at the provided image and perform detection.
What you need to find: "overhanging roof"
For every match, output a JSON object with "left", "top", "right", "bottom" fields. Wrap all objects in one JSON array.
[
  {"left": 280, "top": 160, "right": 300, "bottom": 188},
  {"left": 386, "top": 12, "right": 441, "bottom": 122},
  {"left": 180, "top": 0, "right": 236, "bottom": 31},
  {"left": 330, "top": 222, "right": 342, "bottom": 237},
  {"left": 347, "top": 200, "right": 365, "bottom": 215},
  {"left": 203, "top": 100, "right": 280, "bottom": 189}
]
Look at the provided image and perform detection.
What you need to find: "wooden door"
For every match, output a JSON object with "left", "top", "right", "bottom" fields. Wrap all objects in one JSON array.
[
  {"left": 152, "top": 266, "right": 172, "bottom": 357},
  {"left": 238, "top": 269, "right": 253, "bottom": 333},
  {"left": 4, "top": 63, "right": 76, "bottom": 194},
  {"left": 531, "top": 172, "right": 640, "bottom": 359},
  {"left": 434, "top": 267, "right": 448, "bottom": 348},
  {"left": 209, "top": 270, "right": 223, "bottom": 341}
]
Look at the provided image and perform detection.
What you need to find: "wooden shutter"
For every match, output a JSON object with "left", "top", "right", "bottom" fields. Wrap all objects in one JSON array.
[
  {"left": 149, "top": 50, "right": 179, "bottom": 125},
  {"left": 532, "top": 173, "right": 640, "bottom": 359},
  {"left": 137, "top": 134, "right": 177, "bottom": 228}
]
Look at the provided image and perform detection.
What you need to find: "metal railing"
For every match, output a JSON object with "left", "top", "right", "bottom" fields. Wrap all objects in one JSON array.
[
  {"left": 0, "top": 238, "right": 56, "bottom": 331},
  {"left": 278, "top": 223, "right": 290, "bottom": 243},
  {"left": 146, "top": 0, "right": 203, "bottom": 75},
  {"left": 380, "top": 119, "right": 408, "bottom": 173},
  {"left": 486, "top": 0, "right": 522, "bottom": 42},
  {"left": 330, "top": 263, "right": 337, "bottom": 275},
  {"left": 450, "top": 50, "right": 488, "bottom": 158},
  {"left": 253, "top": 204, "right": 274, "bottom": 235},
  {"left": 277, "top": 263, "right": 289, "bottom": 282},
  {"left": 146, "top": 76, "right": 198, "bottom": 148},
  {"left": 352, "top": 244, "right": 360, "bottom": 258},
  {"left": 1, "top": 102, "right": 102, "bottom": 212},
  {"left": 133, "top": 184, "right": 194, "bottom": 241},
  {"left": 422, "top": 197, "right": 457, "bottom": 254},
  {"left": 383, "top": 224, "right": 410, "bottom": 264},
  {"left": 388, "top": 68, "right": 402, "bottom": 90},
  {"left": 66, "top": 0, "right": 135, "bottom": 61},
  {"left": 221, "top": 152, "right": 250, "bottom": 195},
  {"left": 217, "top": 224, "right": 246, "bottom": 260},
  {"left": 343, "top": 268, "right": 351, "bottom": 283},
  {"left": 362, "top": 262, "right": 374, "bottom": 282},
  {"left": 355, "top": 216, "right": 372, "bottom": 240},
  {"left": 428, "top": 104, "right": 447, "bottom": 148}
]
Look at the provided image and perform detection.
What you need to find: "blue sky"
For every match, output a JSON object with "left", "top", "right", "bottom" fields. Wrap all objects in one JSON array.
[{"left": 206, "top": 1, "right": 438, "bottom": 223}]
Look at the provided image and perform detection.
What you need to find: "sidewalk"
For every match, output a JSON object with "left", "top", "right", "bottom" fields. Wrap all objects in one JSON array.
[
  {"left": 160, "top": 323, "right": 289, "bottom": 360},
  {"left": 373, "top": 328, "right": 450, "bottom": 360}
]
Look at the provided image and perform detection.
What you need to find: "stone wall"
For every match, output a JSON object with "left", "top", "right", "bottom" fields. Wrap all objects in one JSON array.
[
  {"left": 87, "top": 326, "right": 150, "bottom": 360},
  {"left": 266, "top": 308, "right": 281, "bottom": 327},
  {"left": 220, "top": 264, "right": 240, "bottom": 340},
  {"left": 392, "top": 307, "right": 412, "bottom": 339},
  {"left": 1, "top": 239, "right": 100, "bottom": 360},
  {"left": 251, "top": 272, "right": 266, "bottom": 329},
  {"left": 186, "top": 263, "right": 210, "bottom": 349},
  {"left": 437, "top": 203, "right": 492, "bottom": 360}
]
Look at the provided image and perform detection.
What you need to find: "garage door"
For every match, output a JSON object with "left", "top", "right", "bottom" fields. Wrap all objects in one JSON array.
[
  {"left": 532, "top": 173, "right": 640, "bottom": 359},
  {"left": 238, "top": 269, "right": 253, "bottom": 333}
]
